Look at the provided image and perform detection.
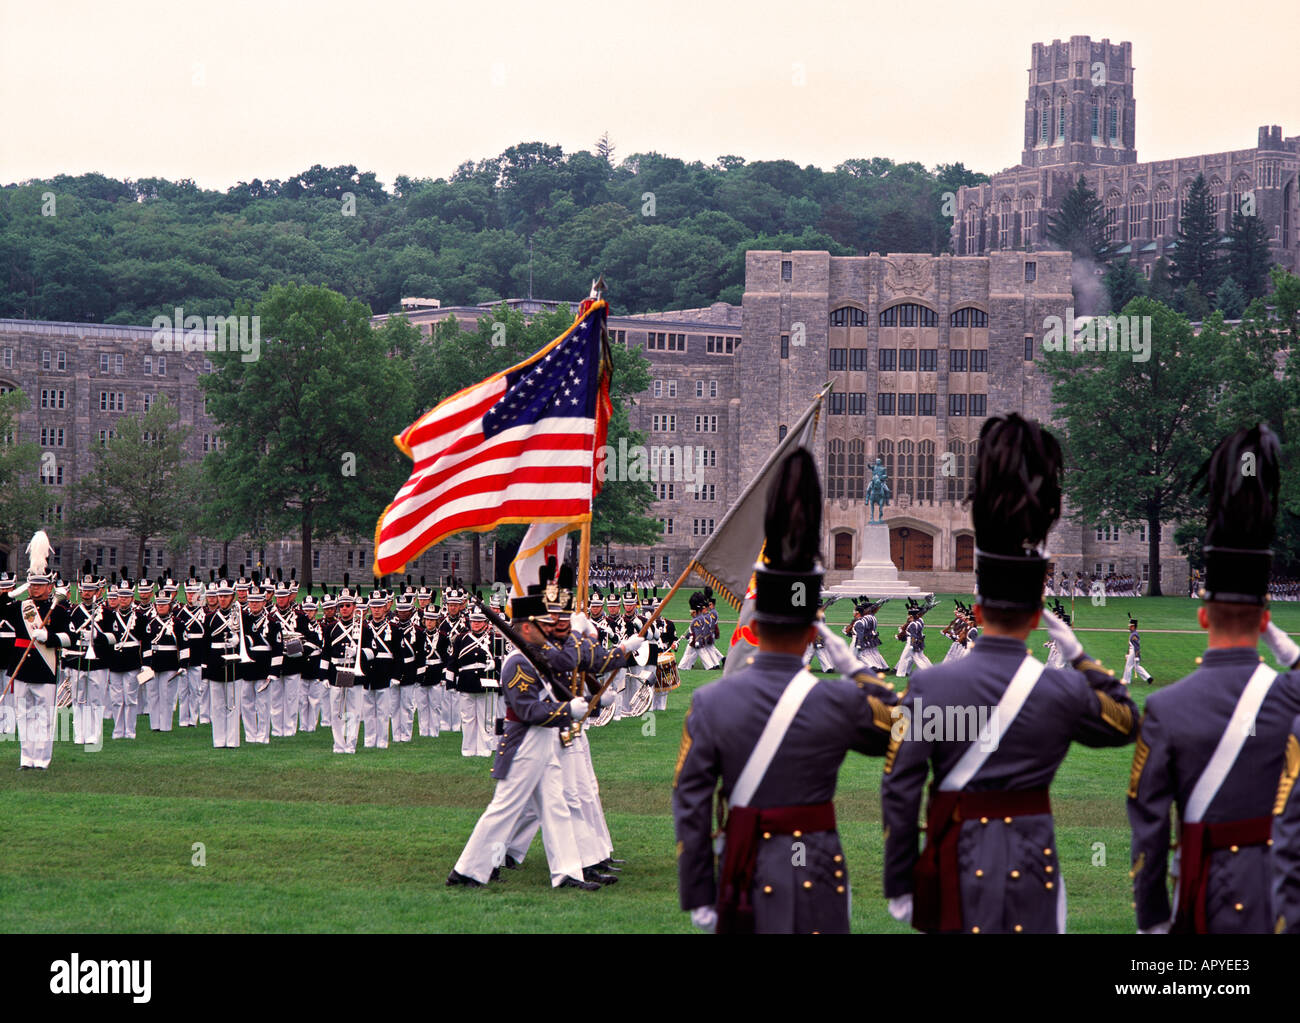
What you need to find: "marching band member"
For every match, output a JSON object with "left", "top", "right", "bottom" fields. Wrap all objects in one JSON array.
[
  {"left": 673, "top": 450, "right": 900, "bottom": 933},
  {"left": 272, "top": 583, "right": 305, "bottom": 738},
  {"left": 0, "top": 546, "right": 75, "bottom": 770},
  {"left": 177, "top": 579, "right": 208, "bottom": 727},
  {"left": 143, "top": 588, "right": 183, "bottom": 732},
  {"left": 436, "top": 588, "right": 467, "bottom": 733},
  {"left": 415, "top": 605, "right": 441, "bottom": 738},
  {"left": 392, "top": 592, "right": 420, "bottom": 743},
  {"left": 0, "top": 573, "right": 16, "bottom": 736},
  {"left": 241, "top": 586, "right": 279, "bottom": 744},
  {"left": 203, "top": 581, "right": 244, "bottom": 749},
  {"left": 316, "top": 595, "right": 337, "bottom": 729},
  {"left": 324, "top": 589, "right": 362, "bottom": 754},
  {"left": 360, "top": 591, "right": 397, "bottom": 749},
  {"left": 67, "top": 576, "right": 102, "bottom": 746},
  {"left": 882, "top": 414, "right": 1138, "bottom": 934},
  {"left": 106, "top": 582, "right": 147, "bottom": 740},
  {"left": 296, "top": 596, "right": 323, "bottom": 732},
  {"left": 651, "top": 598, "right": 677, "bottom": 711},
  {"left": 452, "top": 603, "right": 497, "bottom": 757},
  {"left": 1129, "top": 425, "right": 1300, "bottom": 934}
]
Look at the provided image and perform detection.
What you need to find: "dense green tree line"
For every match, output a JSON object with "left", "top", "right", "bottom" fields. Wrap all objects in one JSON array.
[{"left": 0, "top": 145, "right": 985, "bottom": 323}]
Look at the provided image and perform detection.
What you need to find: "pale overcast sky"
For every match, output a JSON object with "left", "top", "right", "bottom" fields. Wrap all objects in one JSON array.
[{"left": 2, "top": 0, "right": 1296, "bottom": 190}]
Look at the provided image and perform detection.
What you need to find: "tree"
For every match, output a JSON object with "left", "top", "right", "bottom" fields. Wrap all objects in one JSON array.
[
  {"left": 0, "top": 390, "right": 52, "bottom": 562},
  {"left": 1104, "top": 257, "right": 1145, "bottom": 313},
  {"left": 1215, "top": 276, "right": 1246, "bottom": 319},
  {"left": 1147, "top": 255, "right": 1175, "bottom": 304},
  {"left": 595, "top": 131, "right": 615, "bottom": 166},
  {"left": 71, "top": 395, "right": 194, "bottom": 577},
  {"left": 200, "top": 284, "right": 417, "bottom": 590},
  {"left": 1041, "top": 298, "right": 1224, "bottom": 595},
  {"left": 1171, "top": 174, "right": 1221, "bottom": 296},
  {"left": 1225, "top": 209, "right": 1272, "bottom": 300},
  {"left": 1046, "top": 175, "right": 1115, "bottom": 264}
]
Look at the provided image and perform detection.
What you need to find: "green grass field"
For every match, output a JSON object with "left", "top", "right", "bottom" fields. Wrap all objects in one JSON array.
[{"left": 4, "top": 592, "right": 1298, "bottom": 933}]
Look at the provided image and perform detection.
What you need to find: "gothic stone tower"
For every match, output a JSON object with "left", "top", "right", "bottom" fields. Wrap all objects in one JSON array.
[{"left": 1021, "top": 36, "right": 1136, "bottom": 169}]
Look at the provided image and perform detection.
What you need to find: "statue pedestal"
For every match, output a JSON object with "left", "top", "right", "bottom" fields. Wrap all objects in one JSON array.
[{"left": 825, "top": 523, "right": 930, "bottom": 597}]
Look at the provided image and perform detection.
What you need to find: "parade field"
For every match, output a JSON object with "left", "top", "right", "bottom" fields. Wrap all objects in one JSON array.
[{"left": 3, "top": 591, "right": 1295, "bottom": 934}]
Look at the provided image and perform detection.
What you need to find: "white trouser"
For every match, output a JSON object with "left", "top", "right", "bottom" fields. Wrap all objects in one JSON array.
[
  {"left": 678, "top": 644, "right": 719, "bottom": 670},
  {"left": 856, "top": 646, "right": 888, "bottom": 670},
  {"left": 299, "top": 678, "right": 326, "bottom": 732},
  {"left": 198, "top": 669, "right": 212, "bottom": 724},
  {"left": 178, "top": 665, "right": 201, "bottom": 726},
  {"left": 330, "top": 685, "right": 361, "bottom": 753},
  {"left": 575, "top": 733, "right": 613, "bottom": 859},
  {"left": 208, "top": 680, "right": 241, "bottom": 747},
  {"left": 651, "top": 684, "right": 668, "bottom": 711},
  {"left": 69, "top": 667, "right": 103, "bottom": 746},
  {"left": 454, "top": 727, "right": 583, "bottom": 886},
  {"left": 319, "top": 678, "right": 333, "bottom": 726},
  {"left": 14, "top": 680, "right": 56, "bottom": 768},
  {"left": 109, "top": 670, "right": 140, "bottom": 739},
  {"left": 393, "top": 684, "right": 416, "bottom": 742},
  {"left": 439, "top": 679, "right": 459, "bottom": 731},
  {"left": 1122, "top": 650, "right": 1151, "bottom": 684},
  {"left": 895, "top": 643, "right": 914, "bottom": 677},
  {"left": 0, "top": 672, "right": 13, "bottom": 734},
  {"left": 272, "top": 673, "right": 301, "bottom": 737},
  {"left": 361, "top": 687, "right": 391, "bottom": 748},
  {"left": 459, "top": 692, "right": 491, "bottom": 756},
  {"left": 508, "top": 730, "right": 611, "bottom": 869},
  {"left": 241, "top": 680, "right": 270, "bottom": 743},
  {"left": 152, "top": 668, "right": 180, "bottom": 731},
  {"left": 415, "top": 684, "right": 441, "bottom": 737}
]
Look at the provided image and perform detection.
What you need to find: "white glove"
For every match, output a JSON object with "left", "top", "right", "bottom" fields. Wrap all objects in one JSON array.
[
  {"left": 31, "top": 627, "right": 49, "bottom": 643},
  {"left": 616, "top": 635, "right": 646, "bottom": 657},
  {"left": 1138, "top": 920, "right": 1171, "bottom": 934},
  {"left": 105, "top": 633, "right": 118, "bottom": 648},
  {"left": 814, "top": 622, "right": 862, "bottom": 675},
  {"left": 690, "top": 906, "right": 718, "bottom": 933},
  {"left": 1042, "top": 607, "right": 1083, "bottom": 663},
  {"left": 887, "top": 894, "right": 913, "bottom": 923},
  {"left": 568, "top": 697, "right": 589, "bottom": 719},
  {"left": 569, "top": 612, "right": 597, "bottom": 639},
  {"left": 599, "top": 688, "right": 616, "bottom": 708},
  {"left": 1264, "top": 622, "right": 1300, "bottom": 669}
]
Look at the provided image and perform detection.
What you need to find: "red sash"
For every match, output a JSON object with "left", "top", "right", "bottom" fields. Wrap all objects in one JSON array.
[
  {"left": 716, "top": 801, "right": 836, "bottom": 935},
  {"left": 1173, "top": 815, "right": 1272, "bottom": 934},
  {"left": 913, "top": 787, "right": 1051, "bottom": 933}
]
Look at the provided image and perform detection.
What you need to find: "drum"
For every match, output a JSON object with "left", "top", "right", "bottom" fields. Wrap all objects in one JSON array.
[{"left": 654, "top": 651, "right": 681, "bottom": 691}]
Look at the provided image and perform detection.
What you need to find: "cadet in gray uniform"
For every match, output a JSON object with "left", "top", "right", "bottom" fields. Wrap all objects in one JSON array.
[
  {"left": 1273, "top": 711, "right": 1300, "bottom": 933},
  {"left": 850, "top": 599, "right": 889, "bottom": 671},
  {"left": 673, "top": 449, "right": 900, "bottom": 934},
  {"left": 1121, "top": 617, "right": 1153, "bottom": 685},
  {"left": 1128, "top": 425, "right": 1300, "bottom": 934},
  {"left": 881, "top": 414, "right": 1139, "bottom": 934}
]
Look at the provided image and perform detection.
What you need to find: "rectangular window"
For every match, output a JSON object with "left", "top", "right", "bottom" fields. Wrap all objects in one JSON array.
[
  {"left": 693, "top": 415, "right": 718, "bottom": 433},
  {"left": 878, "top": 349, "right": 896, "bottom": 371},
  {"left": 203, "top": 359, "right": 213, "bottom": 374},
  {"left": 948, "top": 393, "right": 966, "bottom": 416},
  {"left": 1025, "top": 335, "right": 1035, "bottom": 361},
  {"left": 347, "top": 551, "right": 354, "bottom": 568},
  {"left": 969, "top": 394, "right": 987, "bottom": 417},
  {"left": 847, "top": 393, "right": 868, "bottom": 416},
  {"left": 898, "top": 393, "right": 916, "bottom": 416},
  {"left": 898, "top": 350, "right": 916, "bottom": 372},
  {"left": 3, "top": 349, "right": 13, "bottom": 369},
  {"left": 780, "top": 334, "right": 789, "bottom": 359},
  {"left": 662, "top": 555, "right": 669, "bottom": 574},
  {"left": 970, "top": 350, "right": 988, "bottom": 373},
  {"left": 877, "top": 393, "right": 895, "bottom": 416},
  {"left": 918, "top": 393, "right": 936, "bottom": 416},
  {"left": 99, "top": 353, "right": 109, "bottom": 373},
  {"left": 828, "top": 348, "right": 847, "bottom": 371},
  {"left": 109, "top": 547, "right": 118, "bottom": 567},
  {"left": 1025, "top": 261, "right": 1037, "bottom": 282},
  {"left": 42, "top": 350, "right": 51, "bottom": 371},
  {"left": 695, "top": 381, "right": 703, "bottom": 398},
  {"left": 918, "top": 349, "right": 937, "bottom": 372},
  {"left": 849, "top": 349, "right": 868, "bottom": 372},
  {"left": 144, "top": 355, "right": 152, "bottom": 375},
  {"left": 313, "top": 549, "right": 321, "bottom": 569},
  {"left": 950, "top": 350, "right": 967, "bottom": 372},
  {"left": 663, "top": 518, "right": 674, "bottom": 536},
  {"left": 828, "top": 393, "right": 846, "bottom": 415},
  {"left": 781, "top": 260, "right": 792, "bottom": 282},
  {"left": 667, "top": 380, "right": 677, "bottom": 398},
  {"left": 114, "top": 354, "right": 123, "bottom": 374},
  {"left": 157, "top": 356, "right": 166, "bottom": 376},
  {"left": 654, "top": 380, "right": 663, "bottom": 398},
  {"left": 709, "top": 380, "right": 717, "bottom": 398}
]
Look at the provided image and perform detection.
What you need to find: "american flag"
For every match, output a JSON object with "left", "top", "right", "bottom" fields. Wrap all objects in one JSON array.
[{"left": 375, "top": 302, "right": 611, "bottom": 576}]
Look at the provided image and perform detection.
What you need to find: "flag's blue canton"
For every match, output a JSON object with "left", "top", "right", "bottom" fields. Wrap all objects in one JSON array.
[{"left": 482, "top": 316, "right": 601, "bottom": 439}]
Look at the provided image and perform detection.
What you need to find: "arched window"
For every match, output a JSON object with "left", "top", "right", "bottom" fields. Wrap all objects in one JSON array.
[
  {"left": 1105, "top": 190, "right": 1122, "bottom": 242},
  {"left": 1128, "top": 186, "right": 1146, "bottom": 239},
  {"left": 950, "top": 307, "right": 988, "bottom": 328},
  {"left": 1108, "top": 98, "right": 1119, "bottom": 141},
  {"left": 1020, "top": 192, "right": 1037, "bottom": 244},
  {"left": 1040, "top": 101, "right": 1051, "bottom": 145},
  {"left": 875, "top": 439, "right": 895, "bottom": 484},
  {"left": 999, "top": 196, "right": 1013, "bottom": 248},
  {"left": 964, "top": 206, "right": 981, "bottom": 255},
  {"left": 896, "top": 440, "right": 915, "bottom": 499},
  {"left": 1090, "top": 97, "right": 1100, "bottom": 140},
  {"left": 917, "top": 440, "right": 935, "bottom": 503},
  {"left": 847, "top": 438, "right": 865, "bottom": 499},
  {"left": 880, "top": 304, "right": 938, "bottom": 327},
  {"left": 1056, "top": 96, "right": 1067, "bottom": 142},
  {"left": 1209, "top": 176, "right": 1224, "bottom": 228},
  {"left": 944, "top": 439, "right": 966, "bottom": 502},
  {"left": 1231, "top": 175, "right": 1253, "bottom": 220},
  {"left": 1153, "top": 183, "right": 1172, "bottom": 235},
  {"left": 827, "top": 438, "right": 846, "bottom": 500},
  {"left": 830, "top": 306, "right": 866, "bottom": 328}
]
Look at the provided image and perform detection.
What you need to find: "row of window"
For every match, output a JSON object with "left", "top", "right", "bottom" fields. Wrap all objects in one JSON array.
[
  {"left": 653, "top": 482, "right": 717, "bottom": 501},
  {"left": 658, "top": 519, "right": 717, "bottom": 537},
  {"left": 872, "top": 393, "right": 988, "bottom": 417},
  {"left": 833, "top": 348, "right": 989, "bottom": 373},
  {"left": 831, "top": 306, "right": 989, "bottom": 329},
  {"left": 1096, "top": 524, "right": 1148, "bottom": 543},
  {"left": 651, "top": 379, "right": 720, "bottom": 399}
]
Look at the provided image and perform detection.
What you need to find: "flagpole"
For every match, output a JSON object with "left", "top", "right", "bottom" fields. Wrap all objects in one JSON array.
[{"left": 635, "top": 559, "right": 697, "bottom": 638}]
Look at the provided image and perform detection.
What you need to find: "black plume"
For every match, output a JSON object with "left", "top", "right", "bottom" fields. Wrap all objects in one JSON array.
[
  {"left": 1199, "top": 424, "right": 1281, "bottom": 550},
  {"left": 762, "top": 448, "right": 822, "bottom": 571},
  {"left": 971, "top": 413, "right": 1063, "bottom": 555},
  {"left": 539, "top": 556, "right": 557, "bottom": 587},
  {"left": 557, "top": 563, "right": 574, "bottom": 591}
]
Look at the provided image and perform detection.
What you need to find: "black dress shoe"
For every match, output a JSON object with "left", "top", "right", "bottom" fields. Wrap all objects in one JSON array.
[
  {"left": 504, "top": 854, "right": 521, "bottom": 870},
  {"left": 446, "top": 870, "right": 485, "bottom": 888},
  {"left": 606, "top": 857, "right": 626, "bottom": 865},
  {"left": 490, "top": 867, "right": 501, "bottom": 882},
  {"left": 583, "top": 867, "right": 618, "bottom": 886},
  {"left": 558, "top": 876, "right": 601, "bottom": 892}
]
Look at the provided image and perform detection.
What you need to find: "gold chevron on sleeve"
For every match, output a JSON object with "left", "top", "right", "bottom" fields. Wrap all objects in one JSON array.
[
  {"left": 1273, "top": 733, "right": 1300, "bottom": 816},
  {"left": 673, "top": 707, "right": 694, "bottom": 789},
  {"left": 1128, "top": 735, "right": 1150, "bottom": 799},
  {"left": 1097, "top": 690, "right": 1134, "bottom": 735}
]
